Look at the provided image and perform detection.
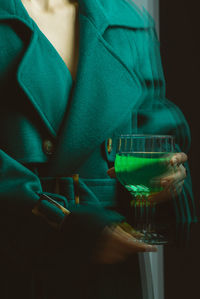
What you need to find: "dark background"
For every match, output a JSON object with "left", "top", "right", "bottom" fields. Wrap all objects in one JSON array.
[{"left": 160, "top": 1, "right": 200, "bottom": 298}]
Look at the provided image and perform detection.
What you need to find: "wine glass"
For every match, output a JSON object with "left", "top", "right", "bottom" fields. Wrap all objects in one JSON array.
[{"left": 114, "top": 134, "right": 175, "bottom": 245}]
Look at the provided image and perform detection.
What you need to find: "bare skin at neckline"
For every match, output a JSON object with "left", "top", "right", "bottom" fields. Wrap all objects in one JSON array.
[{"left": 21, "top": 0, "right": 79, "bottom": 81}]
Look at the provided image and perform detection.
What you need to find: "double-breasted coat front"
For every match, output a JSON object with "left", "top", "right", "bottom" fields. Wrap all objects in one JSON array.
[{"left": 0, "top": 0, "right": 197, "bottom": 298}]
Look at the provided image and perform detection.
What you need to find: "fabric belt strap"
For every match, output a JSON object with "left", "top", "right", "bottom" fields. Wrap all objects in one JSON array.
[{"left": 39, "top": 176, "right": 122, "bottom": 209}]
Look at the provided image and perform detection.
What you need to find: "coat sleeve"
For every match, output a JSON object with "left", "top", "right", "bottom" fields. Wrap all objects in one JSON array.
[
  {"left": 0, "top": 149, "right": 122, "bottom": 270},
  {"left": 136, "top": 97, "right": 197, "bottom": 244},
  {"left": 134, "top": 26, "right": 198, "bottom": 245}
]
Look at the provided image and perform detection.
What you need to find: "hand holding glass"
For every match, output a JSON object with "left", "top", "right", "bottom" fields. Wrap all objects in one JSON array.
[{"left": 114, "top": 134, "right": 175, "bottom": 245}]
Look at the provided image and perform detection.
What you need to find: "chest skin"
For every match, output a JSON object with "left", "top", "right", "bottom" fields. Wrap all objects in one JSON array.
[{"left": 21, "top": 0, "right": 80, "bottom": 81}]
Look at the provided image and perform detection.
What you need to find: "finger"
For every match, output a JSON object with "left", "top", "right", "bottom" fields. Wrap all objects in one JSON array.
[
  {"left": 110, "top": 226, "right": 157, "bottom": 253},
  {"left": 112, "top": 226, "right": 138, "bottom": 242},
  {"left": 178, "top": 164, "right": 187, "bottom": 180},
  {"left": 170, "top": 153, "right": 188, "bottom": 166},
  {"left": 161, "top": 165, "right": 187, "bottom": 187},
  {"left": 113, "top": 228, "right": 157, "bottom": 253},
  {"left": 164, "top": 177, "right": 185, "bottom": 194},
  {"left": 125, "top": 237, "right": 158, "bottom": 253},
  {"left": 95, "top": 226, "right": 157, "bottom": 264},
  {"left": 161, "top": 180, "right": 183, "bottom": 198},
  {"left": 169, "top": 179, "right": 185, "bottom": 196},
  {"left": 151, "top": 179, "right": 185, "bottom": 203},
  {"left": 118, "top": 222, "right": 144, "bottom": 239},
  {"left": 107, "top": 167, "right": 116, "bottom": 178}
]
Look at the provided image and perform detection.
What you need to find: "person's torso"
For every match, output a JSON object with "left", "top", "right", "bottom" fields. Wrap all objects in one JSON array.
[{"left": 0, "top": 0, "right": 166, "bottom": 179}]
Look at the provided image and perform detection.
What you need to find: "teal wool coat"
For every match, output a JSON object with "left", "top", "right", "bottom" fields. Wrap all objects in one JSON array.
[{"left": 0, "top": 0, "right": 197, "bottom": 298}]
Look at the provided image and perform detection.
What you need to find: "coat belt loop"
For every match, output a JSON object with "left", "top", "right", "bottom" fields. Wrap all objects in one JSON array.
[{"left": 72, "top": 174, "right": 80, "bottom": 205}]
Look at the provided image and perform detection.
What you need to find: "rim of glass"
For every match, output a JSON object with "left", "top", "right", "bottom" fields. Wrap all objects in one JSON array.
[{"left": 117, "top": 134, "right": 175, "bottom": 139}]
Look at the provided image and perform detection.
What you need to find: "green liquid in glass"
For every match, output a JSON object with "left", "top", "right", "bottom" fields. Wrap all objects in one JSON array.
[{"left": 115, "top": 152, "right": 173, "bottom": 197}]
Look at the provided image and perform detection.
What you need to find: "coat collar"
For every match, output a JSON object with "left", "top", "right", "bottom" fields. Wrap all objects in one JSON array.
[
  {"left": 0, "top": 0, "right": 153, "bottom": 32},
  {"left": 77, "top": 0, "right": 154, "bottom": 32},
  {"left": 0, "top": 0, "right": 152, "bottom": 173},
  {"left": 0, "top": 0, "right": 152, "bottom": 33}
]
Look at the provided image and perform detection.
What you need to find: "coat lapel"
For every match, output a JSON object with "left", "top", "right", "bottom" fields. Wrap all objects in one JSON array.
[
  {"left": 0, "top": 0, "right": 75, "bottom": 137},
  {"left": 48, "top": 0, "right": 153, "bottom": 175}
]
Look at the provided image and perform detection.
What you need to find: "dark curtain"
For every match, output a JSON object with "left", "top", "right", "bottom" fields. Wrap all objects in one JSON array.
[{"left": 160, "top": 1, "right": 200, "bottom": 298}]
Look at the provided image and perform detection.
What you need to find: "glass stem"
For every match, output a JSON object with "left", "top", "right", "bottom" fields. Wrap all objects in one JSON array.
[{"left": 149, "top": 200, "right": 156, "bottom": 233}]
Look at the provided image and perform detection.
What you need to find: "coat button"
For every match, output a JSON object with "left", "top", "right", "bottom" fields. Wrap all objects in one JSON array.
[
  {"left": 107, "top": 138, "right": 113, "bottom": 153},
  {"left": 43, "top": 140, "right": 54, "bottom": 155}
]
